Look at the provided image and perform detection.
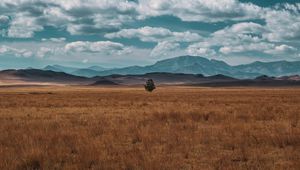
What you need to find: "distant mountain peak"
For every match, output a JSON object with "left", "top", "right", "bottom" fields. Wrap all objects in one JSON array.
[{"left": 87, "top": 66, "right": 108, "bottom": 71}]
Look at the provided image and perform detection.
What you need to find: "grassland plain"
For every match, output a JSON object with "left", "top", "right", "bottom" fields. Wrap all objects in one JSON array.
[{"left": 0, "top": 86, "right": 299, "bottom": 170}]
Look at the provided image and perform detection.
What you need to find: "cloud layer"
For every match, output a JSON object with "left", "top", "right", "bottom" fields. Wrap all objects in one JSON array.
[
  {"left": 105, "top": 26, "right": 202, "bottom": 42},
  {"left": 65, "top": 41, "right": 131, "bottom": 55},
  {"left": 0, "top": 0, "right": 299, "bottom": 67}
]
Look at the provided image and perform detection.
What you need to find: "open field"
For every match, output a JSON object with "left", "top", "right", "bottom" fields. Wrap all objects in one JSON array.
[{"left": 0, "top": 86, "right": 299, "bottom": 169}]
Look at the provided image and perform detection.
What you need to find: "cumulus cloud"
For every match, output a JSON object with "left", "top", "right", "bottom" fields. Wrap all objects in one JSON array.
[
  {"left": 0, "top": 0, "right": 267, "bottom": 37},
  {"left": 214, "top": 22, "right": 266, "bottom": 36},
  {"left": 219, "top": 43, "right": 298, "bottom": 56},
  {"left": 1, "top": 0, "right": 299, "bottom": 44},
  {"left": 219, "top": 43, "right": 271, "bottom": 54},
  {"left": 65, "top": 41, "right": 131, "bottom": 55},
  {"left": 185, "top": 22, "right": 268, "bottom": 57},
  {"left": 0, "top": 45, "right": 33, "bottom": 57},
  {"left": 187, "top": 44, "right": 216, "bottom": 57},
  {"left": 187, "top": 22, "right": 267, "bottom": 54},
  {"left": 62, "top": 0, "right": 138, "bottom": 35},
  {"left": 186, "top": 19, "right": 299, "bottom": 58},
  {"left": 36, "top": 47, "right": 54, "bottom": 58},
  {"left": 0, "top": 0, "right": 139, "bottom": 37},
  {"left": 105, "top": 26, "right": 202, "bottom": 42},
  {"left": 265, "top": 44, "right": 297, "bottom": 55},
  {"left": 137, "top": 0, "right": 262, "bottom": 22},
  {"left": 263, "top": 5, "right": 300, "bottom": 42},
  {"left": 212, "top": 22, "right": 266, "bottom": 46},
  {"left": 150, "top": 41, "right": 180, "bottom": 57},
  {"left": 0, "top": 0, "right": 299, "bottom": 64},
  {"left": 0, "top": 44, "right": 62, "bottom": 59},
  {"left": 7, "top": 14, "right": 43, "bottom": 38},
  {"left": 187, "top": 17, "right": 299, "bottom": 58}
]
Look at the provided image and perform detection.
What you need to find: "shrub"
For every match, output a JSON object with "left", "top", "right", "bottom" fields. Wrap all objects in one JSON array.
[{"left": 144, "top": 79, "right": 156, "bottom": 92}]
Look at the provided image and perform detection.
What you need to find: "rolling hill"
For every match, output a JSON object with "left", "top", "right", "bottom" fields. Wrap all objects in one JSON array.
[
  {"left": 0, "top": 69, "right": 238, "bottom": 86},
  {"left": 1, "top": 69, "right": 300, "bottom": 87},
  {"left": 0, "top": 69, "right": 92, "bottom": 85}
]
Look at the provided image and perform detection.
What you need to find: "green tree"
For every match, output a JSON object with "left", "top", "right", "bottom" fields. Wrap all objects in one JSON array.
[{"left": 144, "top": 79, "right": 156, "bottom": 92}]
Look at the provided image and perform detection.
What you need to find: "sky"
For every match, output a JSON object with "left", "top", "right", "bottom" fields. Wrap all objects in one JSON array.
[{"left": 0, "top": 0, "right": 299, "bottom": 69}]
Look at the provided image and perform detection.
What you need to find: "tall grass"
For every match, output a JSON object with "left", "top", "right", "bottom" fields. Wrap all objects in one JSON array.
[{"left": 0, "top": 87, "right": 299, "bottom": 169}]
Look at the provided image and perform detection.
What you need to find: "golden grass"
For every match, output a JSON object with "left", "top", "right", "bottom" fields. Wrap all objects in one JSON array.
[{"left": 0, "top": 86, "right": 299, "bottom": 169}]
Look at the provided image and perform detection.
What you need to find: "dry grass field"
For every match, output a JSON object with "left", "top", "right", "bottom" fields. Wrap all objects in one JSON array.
[{"left": 0, "top": 86, "right": 299, "bottom": 170}]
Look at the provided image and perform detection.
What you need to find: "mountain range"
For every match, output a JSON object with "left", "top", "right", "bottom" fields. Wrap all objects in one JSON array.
[
  {"left": 42, "top": 56, "right": 300, "bottom": 79},
  {"left": 1, "top": 69, "right": 300, "bottom": 87},
  {"left": 2, "top": 55, "right": 300, "bottom": 87}
]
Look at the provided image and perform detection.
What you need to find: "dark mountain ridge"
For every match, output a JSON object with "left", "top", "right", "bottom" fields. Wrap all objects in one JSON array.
[
  {"left": 1, "top": 69, "right": 300, "bottom": 87},
  {"left": 0, "top": 69, "right": 91, "bottom": 85}
]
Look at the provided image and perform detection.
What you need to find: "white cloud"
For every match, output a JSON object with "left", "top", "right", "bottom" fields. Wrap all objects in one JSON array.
[
  {"left": 187, "top": 44, "right": 216, "bottom": 57},
  {"left": 185, "top": 22, "right": 268, "bottom": 58},
  {"left": 138, "top": 0, "right": 262, "bottom": 22},
  {"left": 7, "top": 14, "right": 43, "bottom": 38},
  {"left": 105, "top": 26, "right": 202, "bottom": 42},
  {"left": 0, "top": 0, "right": 299, "bottom": 44},
  {"left": 184, "top": 22, "right": 268, "bottom": 57},
  {"left": 65, "top": 41, "right": 131, "bottom": 55},
  {"left": 275, "top": 45, "right": 297, "bottom": 53},
  {"left": 212, "top": 22, "right": 266, "bottom": 46},
  {"left": 150, "top": 41, "right": 180, "bottom": 57},
  {"left": 0, "top": 43, "right": 63, "bottom": 59},
  {"left": 214, "top": 22, "right": 266, "bottom": 36},
  {"left": 0, "top": 0, "right": 256, "bottom": 40},
  {"left": 0, "top": 0, "right": 299, "bottom": 64},
  {"left": 0, "top": 0, "right": 139, "bottom": 36},
  {"left": 219, "top": 43, "right": 271, "bottom": 54},
  {"left": 0, "top": 45, "right": 33, "bottom": 57},
  {"left": 186, "top": 18, "right": 299, "bottom": 58},
  {"left": 263, "top": 6, "right": 300, "bottom": 42},
  {"left": 265, "top": 44, "right": 297, "bottom": 55},
  {"left": 219, "top": 43, "right": 298, "bottom": 56},
  {"left": 42, "top": 37, "right": 66, "bottom": 43},
  {"left": 36, "top": 47, "right": 54, "bottom": 58},
  {"left": 57, "top": 0, "right": 138, "bottom": 35}
]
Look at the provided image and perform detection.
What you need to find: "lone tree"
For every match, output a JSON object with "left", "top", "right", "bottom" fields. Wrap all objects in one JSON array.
[{"left": 144, "top": 79, "right": 156, "bottom": 92}]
